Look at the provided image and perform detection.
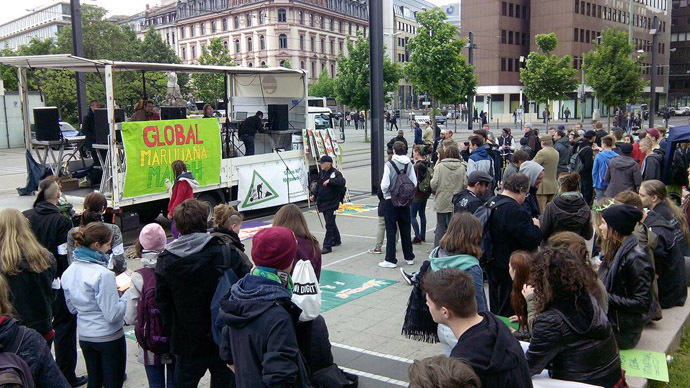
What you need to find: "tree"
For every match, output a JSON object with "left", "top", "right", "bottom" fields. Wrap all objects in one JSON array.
[
  {"left": 192, "top": 37, "right": 235, "bottom": 106},
  {"left": 520, "top": 33, "right": 578, "bottom": 127},
  {"left": 140, "top": 26, "right": 189, "bottom": 97},
  {"left": 335, "top": 33, "right": 402, "bottom": 140},
  {"left": 309, "top": 70, "right": 336, "bottom": 97},
  {"left": 405, "top": 7, "right": 477, "bottom": 128},
  {"left": 583, "top": 28, "right": 645, "bottom": 130},
  {"left": 281, "top": 59, "right": 292, "bottom": 69}
]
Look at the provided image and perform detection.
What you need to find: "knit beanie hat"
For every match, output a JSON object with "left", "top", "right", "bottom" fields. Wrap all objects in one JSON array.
[
  {"left": 602, "top": 205, "right": 643, "bottom": 236},
  {"left": 252, "top": 226, "right": 297, "bottom": 270},
  {"left": 139, "top": 223, "right": 167, "bottom": 252}
]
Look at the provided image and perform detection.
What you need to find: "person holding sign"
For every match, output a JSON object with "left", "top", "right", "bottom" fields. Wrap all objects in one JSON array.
[
  {"left": 239, "top": 111, "right": 264, "bottom": 156},
  {"left": 525, "top": 246, "right": 624, "bottom": 387}
]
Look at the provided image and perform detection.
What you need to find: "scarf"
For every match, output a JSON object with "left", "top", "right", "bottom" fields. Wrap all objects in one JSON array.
[
  {"left": 73, "top": 247, "right": 110, "bottom": 267},
  {"left": 252, "top": 266, "right": 294, "bottom": 296}
]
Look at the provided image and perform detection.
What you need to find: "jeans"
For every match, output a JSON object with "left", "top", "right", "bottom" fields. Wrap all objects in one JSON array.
[
  {"left": 174, "top": 353, "right": 234, "bottom": 388},
  {"left": 79, "top": 336, "right": 127, "bottom": 388},
  {"left": 53, "top": 290, "right": 78, "bottom": 383},
  {"left": 322, "top": 209, "right": 341, "bottom": 249},
  {"left": 434, "top": 212, "right": 451, "bottom": 247},
  {"left": 384, "top": 200, "right": 414, "bottom": 264},
  {"left": 145, "top": 364, "right": 176, "bottom": 388},
  {"left": 410, "top": 200, "right": 427, "bottom": 240},
  {"left": 241, "top": 135, "right": 255, "bottom": 156},
  {"left": 467, "top": 265, "right": 488, "bottom": 313}
]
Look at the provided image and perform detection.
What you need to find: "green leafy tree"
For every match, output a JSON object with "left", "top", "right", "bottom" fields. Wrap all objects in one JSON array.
[
  {"left": 139, "top": 26, "right": 189, "bottom": 98},
  {"left": 405, "top": 7, "right": 477, "bottom": 128},
  {"left": 335, "top": 33, "right": 402, "bottom": 140},
  {"left": 192, "top": 37, "right": 235, "bottom": 106},
  {"left": 309, "top": 70, "right": 336, "bottom": 97},
  {"left": 583, "top": 28, "right": 645, "bottom": 129},
  {"left": 520, "top": 33, "right": 578, "bottom": 127},
  {"left": 281, "top": 59, "right": 292, "bottom": 69}
]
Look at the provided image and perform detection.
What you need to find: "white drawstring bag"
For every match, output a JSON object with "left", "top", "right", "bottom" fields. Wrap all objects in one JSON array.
[{"left": 291, "top": 260, "right": 321, "bottom": 322}]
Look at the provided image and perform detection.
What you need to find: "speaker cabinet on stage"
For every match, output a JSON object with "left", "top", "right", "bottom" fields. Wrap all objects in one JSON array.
[
  {"left": 33, "top": 107, "right": 61, "bottom": 141},
  {"left": 267, "top": 104, "right": 289, "bottom": 131},
  {"left": 94, "top": 108, "right": 125, "bottom": 144},
  {"left": 161, "top": 106, "right": 187, "bottom": 120}
]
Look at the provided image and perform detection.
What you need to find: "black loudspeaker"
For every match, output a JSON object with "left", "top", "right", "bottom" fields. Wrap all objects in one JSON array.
[
  {"left": 94, "top": 108, "right": 125, "bottom": 144},
  {"left": 161, "top": 106, "right": 187, "bottom": 120},
  {"left": 33, "top": 107, "right": 61, "bottom": 141},
  {"left": 268, "top": 104, "right": 289, "bottom": 131}
]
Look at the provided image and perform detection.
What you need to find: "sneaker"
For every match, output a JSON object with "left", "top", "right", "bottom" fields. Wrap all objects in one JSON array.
[
  {"left": 399, "top": 268, "right": 413, "bottom": 286},
  {"left": 406, "top": 259, "right": 415, "bottom": 265},
  {"left": 321, "top": 248, "right": 332, "bottom": 254},
  {"left": 368, "top": 247, "right": 382, "bottom": 254},
  {"left": 378, "top": 260, "right": 397, "bottom": 268},
  {"left": 412, "top": 237, "right": 422, "bottom": 245}
]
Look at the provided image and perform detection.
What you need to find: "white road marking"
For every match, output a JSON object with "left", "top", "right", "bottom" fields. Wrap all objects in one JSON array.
[
  {"left": 322, "top": 251, "right": 370, "bottom": 268},
  {"left": 340, "top": 367, "right": 409, "bottom": 387},
  {"left": 331, "top": 342, "right": 414, "bottom": 364}
]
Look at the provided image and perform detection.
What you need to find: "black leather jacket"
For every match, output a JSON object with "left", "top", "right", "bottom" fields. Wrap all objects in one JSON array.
[
  {"left": 527, "top": 293, "right": 622, "bottom": 387},
  {"left": 598, "top": 235, "right": 653, "bottom": 337}
]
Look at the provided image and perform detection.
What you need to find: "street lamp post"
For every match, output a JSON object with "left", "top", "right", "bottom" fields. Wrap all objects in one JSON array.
[
  {"left": 649, "top": 16, "right": 659, "bottom": 129},
  {"left": 369, "top": 0, "right": 384, "bottom": 195}
]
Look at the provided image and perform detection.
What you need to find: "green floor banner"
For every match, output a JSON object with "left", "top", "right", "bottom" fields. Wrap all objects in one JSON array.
[
  {"left": 319, "top": 270, "right": 397, "bottom": 312},
  {"left": 121, "top": 118, "right": 221, "bottom": 198},
  {"left": 619, "top": 349, "right": 669, "bottom": 382}
]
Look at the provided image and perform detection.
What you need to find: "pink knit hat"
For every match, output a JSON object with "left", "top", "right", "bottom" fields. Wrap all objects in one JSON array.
[{"left": 139, "top": 223, "right": 167, "bottom": 252}]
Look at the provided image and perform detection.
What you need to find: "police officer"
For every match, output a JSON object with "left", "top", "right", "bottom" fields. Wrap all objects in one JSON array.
[{"left": 310, "top": 156, "right": 346, "bottom": 254}]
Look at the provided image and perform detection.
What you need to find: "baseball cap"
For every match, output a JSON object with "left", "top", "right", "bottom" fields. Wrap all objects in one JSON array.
[
  {"left": 318, "top": 155, "right": 333, "bottom": 163},
  {"left": 646, "top": 128, "right": 661, "bottom": 140}
]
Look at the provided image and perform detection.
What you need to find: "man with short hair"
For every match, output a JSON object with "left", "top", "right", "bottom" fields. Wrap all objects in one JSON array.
[
  {"left": 578, "top": 130, "right": 596, "bottom": 204},
  {"left": 145, "top": 101, "right": 161, "bottom": 120},
  {"left": 379, "top": 141, "right": 417, "bottom": 268},
  {"left": 553, "top": 128, "right": 571, "bottom": 174},
  {"left": 239, "top": 110, "right": 264, "bottom": 156},
  {"left": 640, "top": 137, "right": 664, "bottom": 181},
  {"left": 486, "top": 173, "right": 542, "bottom": 316},
  {"left": 532, "top": 135, "right": 559, "bottom": 212},
  {"left": 155, "top": 199, "right": 236, "bottom": 387},
  {"left": 24, "top": 178, "right": 86, "bottom": 387},
  {"left": 310, "top": 155, "right": 346, "bottom": 254},
  {"left": 594, "top": 122, "right": 607, "bottom": 147},
  {"left": 593, "top": 135, "right": 619, "bottom": 199},
  {"left": 424, "top": 268, "right": 533, "bottom": 388},
  {"left": 467, "top": 136, "right": 493, "bottom": 177},
  {"left": 387, "top": 129, "right": 408, "bottom": 152},
  {"left": 522, "top": 122, "right": 540, "bottom": 158},
  {"left": 453, "top": 171, "right": 492, "bottom": 214}
]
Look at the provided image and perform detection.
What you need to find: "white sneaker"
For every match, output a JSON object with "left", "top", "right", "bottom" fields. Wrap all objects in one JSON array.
[
  {"left": 378, "top": 261, "right": 397, "bottom": 268},
  {"left": 406, "top": 259, "right": 415, "bottom": 265}
]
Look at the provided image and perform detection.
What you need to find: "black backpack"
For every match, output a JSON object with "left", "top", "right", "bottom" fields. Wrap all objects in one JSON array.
[
  {"left": 0, "top": 326, "right": 34, "bottom": 388},
  {"left": 389, "top": 161, "right": 416, "bottom": 207},
  {"left": 473, "top": 197, "right": 510, "bottom": 266}
]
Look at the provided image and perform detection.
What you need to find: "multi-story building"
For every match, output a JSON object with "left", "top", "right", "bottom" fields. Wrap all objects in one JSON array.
[
  {"left": 383, "top": 0, "right": 436, "bottom": 110},
  {"left": 440, "top": 2, "right": 461, "bottom": 27},
  {"left": 669, "top": 0, "right": 690, "bottom": 106},
  {"left": 0, "top": 1, "right": 71, "bottom": 50},
  {"left": 175, "top": 0, "right": 369, "bottom": 83},
  {"left": 462, "top": 0, "right": 671, "bottom": 122},
  {"left": 119, "top": 1, "right": 179, "bottom": 57}
]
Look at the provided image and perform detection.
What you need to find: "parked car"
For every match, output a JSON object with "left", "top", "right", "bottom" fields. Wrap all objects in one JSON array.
[
  {"left": 657, "top": 107, "right": 676, "bottom": 117},
  {"left": 675, "top": 106, "right": 690, "bottom": 116}
]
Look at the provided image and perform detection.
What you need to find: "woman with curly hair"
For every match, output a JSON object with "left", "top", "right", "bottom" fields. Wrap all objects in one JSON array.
[
  {"left": 526, "top": 246, "right": 624, "bottom": 387},
  {"left": 598, "top": 204, "right": 653, "bottom": 349}
]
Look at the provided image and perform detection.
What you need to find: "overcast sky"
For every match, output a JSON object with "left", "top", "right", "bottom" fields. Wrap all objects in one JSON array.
[{"left": 1, "top": 0, "right": 458, "bottom": 25}]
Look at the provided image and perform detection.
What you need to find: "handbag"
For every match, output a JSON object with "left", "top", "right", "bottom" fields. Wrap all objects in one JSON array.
[{"left": 292, "top": 260, "right": 322, "bottom": 322}]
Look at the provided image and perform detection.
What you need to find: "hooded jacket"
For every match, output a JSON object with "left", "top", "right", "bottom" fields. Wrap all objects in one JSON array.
[
  {"left": 0, "top": 317, "right": 70, "bottom": 388},
  {"left": 430, "top": 248, "right": 487, "bottom": 312},
  {"left": 519, "top": 161, "right": 544, "bottom": 218},
  {"left": 5, "top": 253, "right": 57, "bottom": 337},
  {"left": 642, "top": 150, "right": 664, "bottom": 181},
  {"left": 604, "top": 155, "right": 642, "bottom": 197},
  {"left": 381, "top": 154, "right": 417, "bottom": 201},
  {"left": 489, "top": 195, "right": 543, "bottom": 271},
  {"left": 155, "top": 233, "right": 233, "bottom": 357},
  {"left": 430, "top": 157, "right": 467, "bottom": 213},
  {"left": 168, "top": 171, "right": 199, "bottom": 217},
  {"left": 211, "top": 227, "right": 254, "bottom": 277},
  {"left": 67, "top": 223, "right": 126, "bottom": 274},
  {"left": 451, "top": 311, "right": 533, "bottom": 388},
  {"left": 218, "top": 275, "right": 312, "bottom": 388},
  {"left": 598, "top": 234, "right": 653, "bottom": 342},
  {"left": 643, "top": 211, "right": 687, "bottom": 308},
  {"left": 467, "top": 146, "right": 493, "bottom": 176},
  {"left": 526, "top": 293, "right": 622, "bottom": 387},
  {"left": 554, "top": 137, "right": 572, "bottom": 174},
  {"left": 539, "top": 192, "right": 593, "bottom": 241},
  {"left": 23, "top": 201, "right": 73, "bottom": 277},
  {"left": 653, "top": 201, "right": 690, "bottom": 257},
  {"left": 387, "top": 135, "right": 408, "bottom": 151},
  {"left": 533, "top": 146, "right": 560, "bottom": 195},
  {"left": 313, "top": 166, "right": 346, "bottom": 212},
  {"left": 592, "top": 149, "right": 618, "bottom": 190}
]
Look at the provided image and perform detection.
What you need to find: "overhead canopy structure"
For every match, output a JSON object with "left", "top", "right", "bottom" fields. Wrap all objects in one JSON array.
[
  {"left": 664, "top": 125, "right": 690, "bottom": 183},
  {"left": 0, "top": 54, "right": 306, "bottom": 76}
]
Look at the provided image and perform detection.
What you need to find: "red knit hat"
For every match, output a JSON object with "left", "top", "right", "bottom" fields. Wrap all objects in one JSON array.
[{"left": 251, "top": 227, "right": 297, "bottom": 270}]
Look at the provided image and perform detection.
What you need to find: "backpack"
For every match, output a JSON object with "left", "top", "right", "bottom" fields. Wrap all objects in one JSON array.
[
  {"left": 134, "top": 267, "right": 170, "bottom": 355},
  {"left": 473, "top": 197, "right": 510, "bottom": 266},
  {"left": 416, "top": 162, "right": 434, "bottom": 195},
  {"left": 389, "top": 161, "right": 416, "bottom": 207},
  {"left": 211, "top": 244, "right": 240, "bottom": 346},
  {"left": 0, "top": 326, "right": 35, "bottom": 388},
  {"left": 569, "top": 146, "right": 590, "bottom": 174}
]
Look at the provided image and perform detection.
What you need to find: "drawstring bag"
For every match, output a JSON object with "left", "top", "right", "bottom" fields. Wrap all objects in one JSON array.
[{"left": 292, "top": 260, "right": 321, "bottom": 322}]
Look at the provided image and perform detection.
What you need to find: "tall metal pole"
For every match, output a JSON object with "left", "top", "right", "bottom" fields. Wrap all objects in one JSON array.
[
  {"left": 70, "top": 0, "right": 87, "bottom": 125},
  {"left": 581, "top": 58, "right": 586, "bottom": 124},
  {"left": 649, "top": 16, "right": 659, "bottom": 129},
  {"left": 467, "top": 32, "right": 474, "bottom": 130},
  {"left": 629, "top": 0, "right": 634, "bottom": 44},
  {"left": 369, "top": 0, "right": 384, "bottom": 195}
]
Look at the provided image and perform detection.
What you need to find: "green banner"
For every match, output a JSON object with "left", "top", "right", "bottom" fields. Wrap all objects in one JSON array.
[
  {"left": 121, "top": 118, "right": 221, "bottom": 198},
  {"left": 319, "top": 270, "right": 397, "bottom": 312},
  {"left": 619, "top": 349, "right": 669, "bottom": 382}
]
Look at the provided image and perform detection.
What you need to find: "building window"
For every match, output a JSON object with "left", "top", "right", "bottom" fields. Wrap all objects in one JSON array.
[
  {"left": 279, "top": 34, "right": 288, "bottom": 49},
  {"left": 261, "top": 61, "right": 266, "bottom": 67},
  {"left": 501, "top": 30, "right": 506, "bottom": 44},
  {"left": 211, "top": 21, "right": 216, "bottom": 33},
  {"left": 201, "top": 23, "right": 206, "bottom": 35},
  {"left": 321, "top": 38, "right": 325, "bottom": 53},
  {"left": 235, "top": 39, "right": 240, "bottom": 53},
  {"left": 191, "top": 45, "right": 196, "bottom": 59},
  {"left": 223, "top": 40, "right": 228, "bottom": 49},
  {"left": 190, "top": 24, "right": 195, "bottom": 37},
  {"left": 523, "top": 5, "right": 528, "bottom": 18},
  {"left": 246, "top": 13, "right": 252, "bottom": 27},
  {"left": 508, "top": 58, "right": 513, "bottom": 71},
  {"left": 299, "top": 11, "right": 304, "bottom": 25},
  {"left": 330, "top": 40, "right": 334, "bottom": 54},
  {"left": 339, "top": 21, "right": 343, "bottom": 33},
  {"left": 301, "top": 61, "right": 305, "bottom": 69},
  {"left": 247, "top": 37, "right": 253, "bottom": 52},
  {"left": 172, "top": 32, "right": 175, "bottom": 44},
  {"left": 182, "top": 47, "right": 186, "bottom": 59},
  {"left": 259, "top": 11, "right": 265, "bottom": 24},
  {"left": 259, "top": 35, "right": 265, "bottom": 50},
  {"left": 509, "top": 3, "right": 514, "bottom": 16},
  {"left": 311, "top": 62, "right": 315, "bottom": 77},
  {"left": 222, "top": 18, "right": 227, "bottom": 31},
  {"left": 580, "top": 29, "right": 584, "bottom": 42},
  {"left": 330, "top": 18, "right": 334, "bottom": 30},
  {"left": 331, "top": 64, "right": 335, "bottom": 76},
  {"left": 574, "top": 27, "right": 579, "bottom": 42},
  {"left": 508, "top": 31, "right": 513, "bottom": 44},
  {"left": 234, "top": 16, "right": 239, "bottom": 28},
  {"left": 502, "top": 1, "right": 507, "bottom": 15},
  {"left": 339, "top": 41, "right": 343, "bottom": 53},
  {"left": 501, "top": 58, "right": 506, "bottom": 71},
  {"left": 300, "top": 35, "right": 304, "bottom": 50},
  {"left": 311, "top": 37, "right": 315, "bottom": 52},
  {"left": 516, "top": 4, "right": 521, "bottom": 17},
  {"left": 278, "top": 9, "right": 287, "bottom": 23},
  {"left": 310, "top": 13, "right": 314, "bottom": 27},
  {"left": 181, "top": 27, "right": 185, "bottom": 39},
  {"left": 522, "top": 32, "right": 526, "bottom": 46}
]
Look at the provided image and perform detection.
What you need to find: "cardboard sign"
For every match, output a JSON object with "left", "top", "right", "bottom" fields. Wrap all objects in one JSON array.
[
  {"left": 237, "top": 159, "right": 309, "bottom": 211},
  {"left": 121, "top": 118, "right": 221, "bottom": 198},
  {"left": 619, "top": 349, "right": 669, "bottom": 382},
  {"left": 497, "top": 315, "right": 520, "bottom": 331}
]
